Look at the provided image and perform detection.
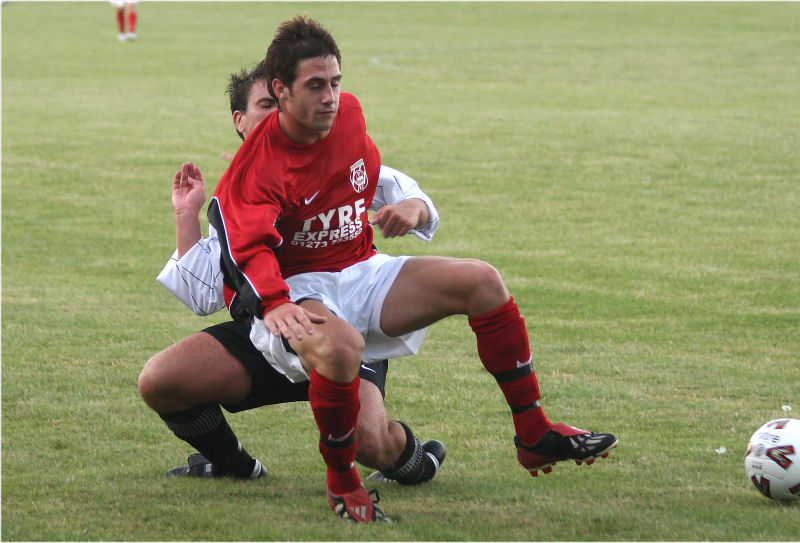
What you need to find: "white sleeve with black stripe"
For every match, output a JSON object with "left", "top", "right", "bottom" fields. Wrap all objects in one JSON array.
[{"left": 156, "top": 224, "right": 226, "bottom": 316}]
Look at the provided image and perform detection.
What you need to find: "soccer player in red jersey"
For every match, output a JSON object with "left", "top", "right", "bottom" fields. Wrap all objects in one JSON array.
[
  {"left": 139, "top": 62, "right": 444, "bottom": 488},
  {"left": 211, "top": 16, "right": 618, "bottom": 523},
  {"left": 112, "top": 1, "right": 137, "bottom": 41}
]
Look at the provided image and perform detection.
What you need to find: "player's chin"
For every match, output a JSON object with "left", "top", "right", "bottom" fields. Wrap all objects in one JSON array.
[{"left": 313, "top": 112, "right": 336, "bottom": 129}]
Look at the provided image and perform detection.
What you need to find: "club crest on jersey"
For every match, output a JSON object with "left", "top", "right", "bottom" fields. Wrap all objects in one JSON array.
[{"left": 349, "top": 158, "right": 368, "bottom": 193}]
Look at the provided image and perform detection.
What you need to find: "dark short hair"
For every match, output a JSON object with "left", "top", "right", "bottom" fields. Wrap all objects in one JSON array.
[
  {"left": 225, "top": 60, "right": 268, "bottom": 115},
  {"left": 264, "top": 15, "right": 341, "bottom": 101},
  {"left": 225, "top": 60, "right": 275, "bottom": 140}
]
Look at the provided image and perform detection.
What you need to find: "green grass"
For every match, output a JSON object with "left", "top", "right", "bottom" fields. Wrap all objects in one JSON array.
[{"left": 3, "top": 1, "right": 800, "bottom": 540}]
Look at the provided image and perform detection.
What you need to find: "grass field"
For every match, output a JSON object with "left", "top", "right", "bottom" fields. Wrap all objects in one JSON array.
[{"left": 2, "top": 1, "right": 799, "bottom": 540}]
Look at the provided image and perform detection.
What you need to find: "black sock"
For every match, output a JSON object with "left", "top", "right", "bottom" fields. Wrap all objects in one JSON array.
[
  {"left": 159, "top": 404, "right": 255, "bottom": 478},
  {"left": 381, "top": 421, "right": 434, "bottom": 485}
]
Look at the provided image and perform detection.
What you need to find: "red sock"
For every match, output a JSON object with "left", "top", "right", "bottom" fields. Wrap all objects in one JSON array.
[
  {"left": 127, "top": 9, "right": 137, "bottom": 33},
  {"left": 469, "top": 297, "right": 552, "bottom": 445},
  {"left": 116, "top": 8, "right": 125, "bottom": 33},
  {"left": 309, "top": 370, "right": 361, "bottom": 495}
]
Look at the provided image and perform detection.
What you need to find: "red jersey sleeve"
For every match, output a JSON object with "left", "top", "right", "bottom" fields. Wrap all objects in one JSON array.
[{"left": 209, "top": 123, "right": 291, "bottom": 318}]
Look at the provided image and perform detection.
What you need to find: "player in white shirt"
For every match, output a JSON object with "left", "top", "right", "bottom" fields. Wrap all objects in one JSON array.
[{"left": 139, "top": 62, "right": 445, "bottom": 485}]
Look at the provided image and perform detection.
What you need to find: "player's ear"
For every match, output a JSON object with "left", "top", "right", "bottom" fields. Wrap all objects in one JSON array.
[
  {"left": 272, "top": 78, "right": 288, "bottom": 101},
  {"left": 232, "top": 110, "right": 245, "bottom": 135}
]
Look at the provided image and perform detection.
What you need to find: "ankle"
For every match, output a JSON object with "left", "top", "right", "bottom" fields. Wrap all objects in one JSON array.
[{"left": 327, "top": 464, "right": 361, "bottom": 495}]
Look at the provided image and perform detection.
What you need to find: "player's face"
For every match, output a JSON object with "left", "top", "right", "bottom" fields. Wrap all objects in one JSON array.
[
  {"left": 235, "top": 80, "right": 277, "bottom": 139},
  {"left": 275, "top": 55, "right": 341, "bottom": 143}
]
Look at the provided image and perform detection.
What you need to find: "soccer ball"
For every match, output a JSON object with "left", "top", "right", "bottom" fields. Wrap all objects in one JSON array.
[{"left": 744, "top": 418, "right": 800, "bottom": 501}]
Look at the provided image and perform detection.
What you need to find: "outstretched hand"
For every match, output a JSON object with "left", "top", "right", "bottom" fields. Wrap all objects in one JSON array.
[
  {"left": 172, "top": 162, "right": 206, "bottom": 216},
  {"left": 263, "top": 302, "right": 327, "bottom": 341}
]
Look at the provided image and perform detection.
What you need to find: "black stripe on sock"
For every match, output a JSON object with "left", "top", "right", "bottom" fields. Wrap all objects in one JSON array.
[
  {"left": 320, "top": 434, "right": 356, "bottom": 449},
  {"left": 160, "top": 404, "right": 223, "bottom": 438},
  {"left": 510, "top": 400, "right": 540, "bottom": 415},
  {"left": 493, "top": 363, "right": 533, "bottom": 384}
]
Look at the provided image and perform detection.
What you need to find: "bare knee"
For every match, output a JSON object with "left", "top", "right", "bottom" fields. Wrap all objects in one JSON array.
[
  {"left": 462, "top": 259, "right": 509, "bottom": 315},
  {"left": 138, "top": 348, "right": 193, "bottom": 412},
  {"left": 137, "top": 332, "right": 251, "bottom": 413},
  {"left": 295, "top": 322, "right": 364, "bottom": 382},
  {"left": 137, "top": 351, "right": 171, "bottom": 411}
]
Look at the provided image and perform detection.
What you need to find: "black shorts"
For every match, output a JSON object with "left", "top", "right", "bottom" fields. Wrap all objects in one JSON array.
[{"left": 202, "top": 320, "right": 388, "bottom": 413}]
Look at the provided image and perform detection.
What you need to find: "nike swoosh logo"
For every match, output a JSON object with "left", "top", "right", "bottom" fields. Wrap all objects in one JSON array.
[
  {"left": 360, "top": 364, "right": 377, "bottom": 374},
  {"left": 327, "top": 428, "right": 355, "bottom": 442},
  {"left": 304, "top": 191, "right": 320, "bottom": 205},
  {"left": 516, "top": 357, "right": 532, "bottom": 368}
]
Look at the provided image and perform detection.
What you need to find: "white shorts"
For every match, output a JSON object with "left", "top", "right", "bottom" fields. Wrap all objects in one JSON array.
[{"left": 249, "top": 253, "right": 427, "bottom": 383}]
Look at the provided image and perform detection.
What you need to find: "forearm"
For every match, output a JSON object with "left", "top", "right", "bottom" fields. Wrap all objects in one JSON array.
[
  {"left": 175, "top": 210, "right": 203, "bottom": 258},
  {"left": 406, "top": 198, "right": 430, "bottom": 230}
]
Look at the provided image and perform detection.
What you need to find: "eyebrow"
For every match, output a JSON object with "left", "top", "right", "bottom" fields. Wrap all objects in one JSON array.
[{"left": 306, "top": 74, "right": 342, "bottom": 85}]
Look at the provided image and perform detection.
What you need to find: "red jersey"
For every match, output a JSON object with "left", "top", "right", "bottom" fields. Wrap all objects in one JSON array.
[{"left": 209, "top": 93, "right": 381, "bottom": 318}]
